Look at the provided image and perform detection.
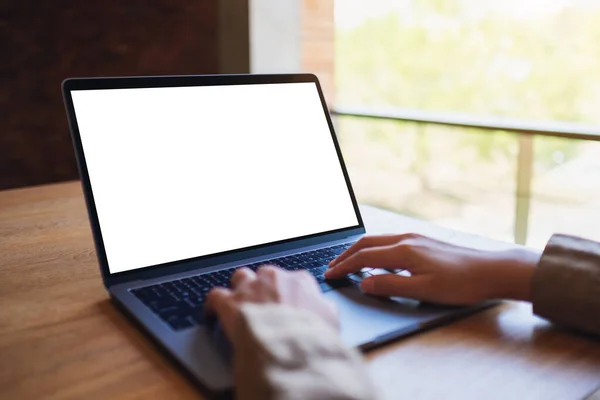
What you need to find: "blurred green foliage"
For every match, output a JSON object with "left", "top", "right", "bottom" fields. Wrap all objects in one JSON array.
[{"left": 335, "top": 0, "right": 600, "bottom": 167}]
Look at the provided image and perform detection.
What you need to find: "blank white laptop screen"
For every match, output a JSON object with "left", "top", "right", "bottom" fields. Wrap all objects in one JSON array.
[{"left": 71, "top": 82, "right": 359, "bottom": 274}]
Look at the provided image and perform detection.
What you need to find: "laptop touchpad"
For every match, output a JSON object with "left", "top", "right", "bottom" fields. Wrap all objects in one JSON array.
[{"left": 325, "top": 285, "right": 454, "bottom": 348}]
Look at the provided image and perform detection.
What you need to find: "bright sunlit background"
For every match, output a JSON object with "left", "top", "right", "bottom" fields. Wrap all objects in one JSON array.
[{"left": 334, "top": 0, "right": 600, "bottom": 249}]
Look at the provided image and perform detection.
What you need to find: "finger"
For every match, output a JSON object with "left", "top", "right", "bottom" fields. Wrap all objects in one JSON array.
[
  {"left": 326, "top": 244, "right": 408, "bottom": 278},
  {"left": 329, "top": 235, "right": 401, "bottom": 267},
  {"left": 204, "top": 288, "right": 239, "bottom": 339},
  {"left": 330, "top": 233, "right": 419, "bottom": 267},
  {"left": 204, "top": 287, "right": 234, "bottom": 316},
  {"left": 256, "top": 264, "right": 283, "bottom": 282},
  {"left": 296, "top": 269, "right": 320, "bottom": 287},
  {"left": 360, "top": 275, "right": 427, "bottom": 299},
  {"left": 293, "top": 269, "right": 322, "bottom": 294},
  {"left": 231, "top": 267, "right": 257, "bottom": 289}
]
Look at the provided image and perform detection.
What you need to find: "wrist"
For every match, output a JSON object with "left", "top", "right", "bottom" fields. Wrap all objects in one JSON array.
[{"left": 486, "top": 248, "right": 540, "bottom": 302}]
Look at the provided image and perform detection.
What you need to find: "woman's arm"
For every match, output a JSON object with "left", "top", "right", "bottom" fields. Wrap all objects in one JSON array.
[{"left": 327, "top": 233, "right": 600, "bottom": 335}]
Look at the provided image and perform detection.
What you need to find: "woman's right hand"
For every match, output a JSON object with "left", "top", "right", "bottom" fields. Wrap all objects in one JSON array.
[{"left": 326, "top": 234, "right": 540, "bottom": 305}]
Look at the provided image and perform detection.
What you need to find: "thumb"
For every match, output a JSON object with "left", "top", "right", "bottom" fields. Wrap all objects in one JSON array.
[{"left": 360, "top": 275, "right": 426, "bottom": 299}]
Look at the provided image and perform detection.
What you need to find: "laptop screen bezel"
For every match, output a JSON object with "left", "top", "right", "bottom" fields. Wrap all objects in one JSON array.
[{"left": 62, "top": 73, "right": 365, "bottom": 287}]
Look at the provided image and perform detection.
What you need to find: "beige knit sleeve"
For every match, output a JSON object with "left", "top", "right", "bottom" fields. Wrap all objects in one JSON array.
[{"left": 232, "top": 303, "right": 378, "bottom": 400}]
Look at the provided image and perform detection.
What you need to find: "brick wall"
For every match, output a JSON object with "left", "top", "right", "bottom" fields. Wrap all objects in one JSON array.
[
  {"left": 301, "top": 0, "right": 335, "bottom": 105},
  {"left": 0, "top": 1, "right": 218, "bottom": 190}
]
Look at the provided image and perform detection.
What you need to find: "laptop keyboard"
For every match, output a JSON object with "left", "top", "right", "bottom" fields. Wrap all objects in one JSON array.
[{"left": 131, "top": 242, "right": 357, "bottom": 331}]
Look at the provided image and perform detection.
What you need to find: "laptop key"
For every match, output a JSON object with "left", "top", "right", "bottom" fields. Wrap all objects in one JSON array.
[
  {"left": 185, "top": 297, "right": 203, "bottom": 308},
  {"left": 166, "top": 315, "right": 194, "bottom": 331},
  {"left": 210, "top": 274, "right": 228, "bottom": 287},
  {"left": 348, "top": 274, "right": 364, "bottom": 284},
  {"left": 189, "top": 275, "right": 207, "bottom": 286},
  {"left": 152, "top": 286, "right": 168, "bottom": 298},
  {"left": 147, "top": 297, "right": 177, "bottom": 311},
  {"left": 246, "top": 263, "right": 260, "bottom": 271},
  {"left": 180, "top": 277, "right": 193, "bottom": 287},
  {"left": 326, "top": 277, "right": 354, "bottom": 289},
  {"left": 305, "top": 261, "right": 324, "bottom": 270},
  {"left": 192, "top": 311, "right": 206, "bottom": 326},
  {"left": 157, "top": 304, "right": 181, "bottom": 315},
  {"left": 319, "top": 282, "right": 334, "bottom": 293},
  {"left": 133, "top": 287, "right": 155, "bottom": 301}
]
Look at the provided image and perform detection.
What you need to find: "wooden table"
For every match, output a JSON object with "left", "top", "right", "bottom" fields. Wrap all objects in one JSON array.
[{"left": 1, "top": 181, "right": 599, "bottom": 400}]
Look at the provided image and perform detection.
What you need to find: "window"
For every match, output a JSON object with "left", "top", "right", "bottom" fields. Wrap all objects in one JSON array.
[{"left": 334, "top": 0, "right": 600, "bottom": 247}]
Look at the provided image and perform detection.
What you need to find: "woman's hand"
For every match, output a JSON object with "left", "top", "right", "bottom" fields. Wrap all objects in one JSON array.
[
  {"left": 326, "top": 234, "right": 540, "bottom": 305},
  {"left": 205, "top": 265, "right": 339, "bottom": 340}
]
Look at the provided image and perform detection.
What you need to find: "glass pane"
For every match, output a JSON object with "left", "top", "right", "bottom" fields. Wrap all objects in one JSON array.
[
  {"left": 528, "top": 137, "right": 600, "bottom": 248},
  {"left": 336, "top": 116, "right": 517, "bottom": 243},
  {"left": 335, "top": 0, "right": 600, "bottom": 124}
]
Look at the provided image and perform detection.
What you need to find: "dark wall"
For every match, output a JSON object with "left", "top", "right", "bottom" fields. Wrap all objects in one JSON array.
[{"left": 0, "top": 1, "right": 218, "bottom": 190}]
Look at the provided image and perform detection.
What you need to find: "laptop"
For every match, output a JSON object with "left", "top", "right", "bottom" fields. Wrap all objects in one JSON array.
[{"left": 62, "top": 74, "right": 493, "bottom": 396}]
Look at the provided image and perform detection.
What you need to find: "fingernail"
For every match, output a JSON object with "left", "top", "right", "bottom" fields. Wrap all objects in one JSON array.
[
  {"left": 324, "top": 268, "right": 334, "bottom": 278},
  {"left": 329, "top": 259, "right": 337, "bottom": 267},
  {"left": 360, "top": 279, "right": 374, "bottom": 293}
]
